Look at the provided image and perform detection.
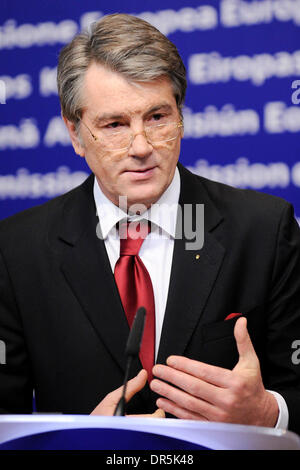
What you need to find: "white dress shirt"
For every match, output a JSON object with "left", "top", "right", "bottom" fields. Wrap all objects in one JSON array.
[
  {"left": 94, "top": 167, "right": 180, "bottom": 360},
  {"left": 93, "top": 167, "right": 288, "bottom": 429}
]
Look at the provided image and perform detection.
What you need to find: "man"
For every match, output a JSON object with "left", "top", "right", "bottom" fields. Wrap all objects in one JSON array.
[{"left": 0, "top": 14, "right": 300, "bottom": 433}]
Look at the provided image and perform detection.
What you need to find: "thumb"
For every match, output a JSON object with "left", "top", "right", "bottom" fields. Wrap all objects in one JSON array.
[
  {"left": 90, "top": 369, "right": 147, "bottom": 416},
  {"left": 125, "top": 369, "right": 148, "bottom": 402},
  {"left": 234, "top": 317, "right": 258, "bottom": 367}
]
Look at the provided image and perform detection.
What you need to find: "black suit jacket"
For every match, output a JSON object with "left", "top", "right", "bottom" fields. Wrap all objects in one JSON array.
[{"left": 0, "top": 164, "right": 300, "bottom": 433}]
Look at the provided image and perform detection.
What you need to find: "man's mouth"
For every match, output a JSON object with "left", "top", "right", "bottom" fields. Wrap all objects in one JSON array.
[
  {"left": 125, "top": 166, "right": 156, "bottom": 173},
  {"left": 124, "top": 166, "right": 157, "bottom": 179}
]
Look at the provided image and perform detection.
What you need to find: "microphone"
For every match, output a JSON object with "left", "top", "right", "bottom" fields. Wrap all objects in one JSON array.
[{"left": 113, "top": 306, "right": 146, "bottom": 416}]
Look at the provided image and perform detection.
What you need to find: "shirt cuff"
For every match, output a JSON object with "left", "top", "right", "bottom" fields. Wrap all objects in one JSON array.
[{"left": 267, "top": 390, "right": 289, "bottom": 430}]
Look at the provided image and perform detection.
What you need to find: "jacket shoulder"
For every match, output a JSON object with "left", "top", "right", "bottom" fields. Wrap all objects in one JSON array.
[
  {"left": 178, "top": 164, "right": 296, "bottom": 234},
  {"left": 192, "top": 169, "right": 292, "bottom": 220},
  {"left": 0, "top": 174, "right": 94, "bottom": 246}
]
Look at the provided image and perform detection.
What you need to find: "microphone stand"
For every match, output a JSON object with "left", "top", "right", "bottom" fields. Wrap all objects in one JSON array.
[
  {"left": 113, "top": 356, "right": 133, "bottom": 416},
  {"left": 114, "top": 307, "right": 146, "bottom": 416}
]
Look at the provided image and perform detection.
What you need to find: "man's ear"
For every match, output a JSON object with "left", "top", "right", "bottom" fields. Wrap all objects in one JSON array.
[
  {"left": 180, "top": 118, "right": 184, "bottom": 138},
  {"left": 63, "top": 115, "right": 85, "bottom": 157}
]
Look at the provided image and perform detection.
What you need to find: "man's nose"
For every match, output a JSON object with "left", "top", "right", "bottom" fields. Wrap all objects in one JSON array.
[{"left": 128, "top": 131, "right": 153, "bottom": 158}]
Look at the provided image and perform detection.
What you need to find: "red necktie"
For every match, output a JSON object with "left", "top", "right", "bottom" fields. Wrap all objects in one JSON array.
[{"left": 114, "top": 220, "right": 155, "bottom": 381}]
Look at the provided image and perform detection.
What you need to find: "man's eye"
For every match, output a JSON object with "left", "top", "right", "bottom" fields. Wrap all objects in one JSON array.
[
  {"left": 106, "top": 122, "right": 123, "bottom": 129},
  {"left": 151, "top": 114, "right": 164, "bottom": 121}
]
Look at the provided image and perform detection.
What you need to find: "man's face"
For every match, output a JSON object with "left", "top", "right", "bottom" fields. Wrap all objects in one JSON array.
[{"left": 65, "top": 63, "right": 183, "bottom": 210}]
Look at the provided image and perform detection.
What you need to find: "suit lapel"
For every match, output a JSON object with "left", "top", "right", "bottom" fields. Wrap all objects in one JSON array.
[
  {"left": 58, "top": 175, "right": 130, "bottom": 375},
  {"left": 157, "top": 164, "right": 226, "bottom": 365}
]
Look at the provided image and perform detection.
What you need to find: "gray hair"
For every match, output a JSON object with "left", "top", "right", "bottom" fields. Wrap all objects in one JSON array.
[{"left": 57, "top": 13, "right": 187, "bottom": 123}]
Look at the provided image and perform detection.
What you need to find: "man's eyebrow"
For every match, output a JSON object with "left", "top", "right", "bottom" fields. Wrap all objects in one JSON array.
[
  {"left": 144, "top": 103, "right": 173, "bottom": 116},
  {"left": 92, "top": 103, "right": 174, "bottom": 125},
  {"left": 92, "top": 113, "right": 126, "bottom": 126}
]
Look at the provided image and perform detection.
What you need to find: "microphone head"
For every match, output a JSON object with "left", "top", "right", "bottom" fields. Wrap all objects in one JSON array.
[{"left": 125, "top": 307, "right": 146, "bottom": 357}]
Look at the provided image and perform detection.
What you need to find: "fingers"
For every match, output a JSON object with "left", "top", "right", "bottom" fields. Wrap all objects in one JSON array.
[
  {"left": 157, "top": 356, "right": 231, "bottom": 388},
  {"left": 127, "top": 408, "right": 166, "bottom": 419},
  {"left": 151, "top": 376, "right": 215, "bottom": 418},
  {"left": 156, "top": 397, "right": 208, "bottom": 421},
  {"left": 151, "top": 408, "right": 166, "bottom": 418},
  {"left": 152, "top": 363, "right": 226, "bottom": 407}
]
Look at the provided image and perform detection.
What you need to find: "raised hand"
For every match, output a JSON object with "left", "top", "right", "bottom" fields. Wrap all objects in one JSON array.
[{"left": 150, "top": 317, "right": 278, "bottom": 426}]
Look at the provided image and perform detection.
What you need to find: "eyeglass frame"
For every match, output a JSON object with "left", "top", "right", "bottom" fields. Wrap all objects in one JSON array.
[{"left": 79, "top": 118, "right": 183, "bottom": 152}]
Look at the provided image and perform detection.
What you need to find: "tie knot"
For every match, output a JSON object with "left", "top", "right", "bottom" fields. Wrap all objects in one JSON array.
[{"left": 119, "top": 220, "right": 150, "bottom": 256}]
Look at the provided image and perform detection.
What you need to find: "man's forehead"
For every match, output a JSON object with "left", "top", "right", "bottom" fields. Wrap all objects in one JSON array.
[{"left": 82, "top": 64, "right": 177, "bottom": 118}]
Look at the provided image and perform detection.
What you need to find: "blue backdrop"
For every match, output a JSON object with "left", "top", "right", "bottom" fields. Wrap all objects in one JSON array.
[{"left": 1, "top": 0, "right": 300, "bottom": 222}]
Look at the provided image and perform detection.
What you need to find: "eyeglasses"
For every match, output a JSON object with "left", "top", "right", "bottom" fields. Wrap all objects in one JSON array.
[{"left": 80, "top": 119, "right": 183, "bottom": 152}]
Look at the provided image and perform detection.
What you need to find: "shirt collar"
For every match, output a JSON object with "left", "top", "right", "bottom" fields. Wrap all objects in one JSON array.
[{"left": 93, "top": 166, "right": 181, "bottom": 239}]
